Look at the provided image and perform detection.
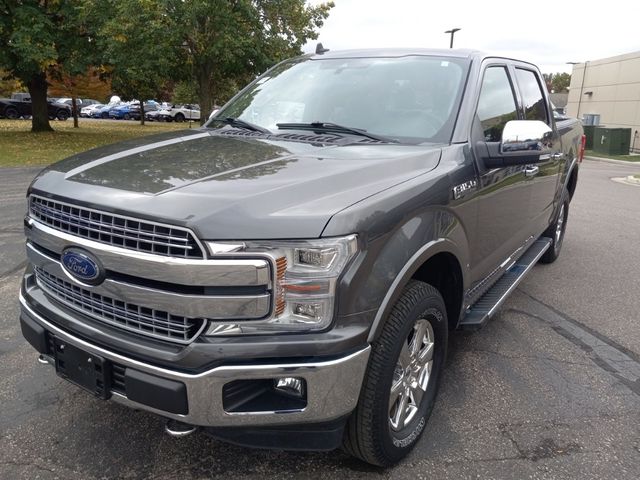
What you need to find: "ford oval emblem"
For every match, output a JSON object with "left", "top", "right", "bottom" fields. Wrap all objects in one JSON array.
[{"left": 61, "top": 248, "right": 104, "bottom": 285}]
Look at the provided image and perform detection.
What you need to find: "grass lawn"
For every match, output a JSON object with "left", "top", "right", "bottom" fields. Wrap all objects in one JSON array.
[
  {"left": 0, "top": 119, "right": 193, "bottom": 167},
  {"left": 584, "top": 150, "right": 640, "bottom": 162}
]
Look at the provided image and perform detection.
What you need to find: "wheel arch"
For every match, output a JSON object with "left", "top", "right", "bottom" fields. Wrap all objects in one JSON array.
[{"left": 366, "top": 239, "right": 466, "bottom": 342}]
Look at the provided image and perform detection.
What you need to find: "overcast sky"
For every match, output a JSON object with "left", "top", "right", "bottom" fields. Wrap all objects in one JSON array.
[{"left": 305, "top": 0, "right": 640, "bottom": 74}]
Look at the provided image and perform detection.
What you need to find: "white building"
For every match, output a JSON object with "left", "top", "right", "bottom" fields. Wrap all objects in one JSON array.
[{"left": 566, "top": 51, "right": 640, "bottom": 152}]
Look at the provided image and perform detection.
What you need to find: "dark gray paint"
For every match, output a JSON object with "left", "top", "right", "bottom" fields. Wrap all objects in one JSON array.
[{"left": 23, "top": 50, "right": 582, "bottom": 370}]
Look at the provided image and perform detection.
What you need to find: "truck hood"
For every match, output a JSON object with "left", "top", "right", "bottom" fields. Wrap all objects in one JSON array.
[{"left": 31, "top": 129, "right": 442, "bottom": 239}]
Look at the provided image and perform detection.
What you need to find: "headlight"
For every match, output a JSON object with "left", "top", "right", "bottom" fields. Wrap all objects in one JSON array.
[{"left": 204, "top": 235, "right": 358, "bottom": 334}]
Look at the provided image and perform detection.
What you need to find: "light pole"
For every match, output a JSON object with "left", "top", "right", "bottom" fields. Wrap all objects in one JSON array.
[
  {"left": 567, "top": 61, "right": 587, "bottom": 120},
  {"left": 445, "top": 28, "right": 461, "bottom": 49}
]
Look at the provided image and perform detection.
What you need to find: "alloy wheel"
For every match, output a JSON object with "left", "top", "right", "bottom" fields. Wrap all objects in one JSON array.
[{"left": 389, "top": 318, "right": 435, "bottom": 431}]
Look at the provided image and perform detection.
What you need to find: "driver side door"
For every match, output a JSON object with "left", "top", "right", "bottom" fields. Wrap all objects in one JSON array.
[{"left": 470, "top": 64, "right": 533, "bottom": 287}]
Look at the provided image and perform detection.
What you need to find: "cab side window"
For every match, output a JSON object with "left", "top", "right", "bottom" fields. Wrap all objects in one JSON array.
[
  {"left": 476, "top": 67, "right": 518, "bottom": 142},
  {"left": 515, "top": 68, "right": 548, "bottom": 124}
]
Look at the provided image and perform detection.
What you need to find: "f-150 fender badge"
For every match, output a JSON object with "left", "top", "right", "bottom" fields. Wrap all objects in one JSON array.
[{"left": 452, "top": 179, "right": 477, "bottom": 199}]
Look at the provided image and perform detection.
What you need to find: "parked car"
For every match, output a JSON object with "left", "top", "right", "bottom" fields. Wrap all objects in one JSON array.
[
  {"left": 108, "top": 104, "right": 134, "bottom": 120},
  {"left": 0, "top": 92, "right": 71, "bottom": 120},
  {"left": 157, "top": 104, "right": 200, "bottom": 122},
  {"left": 56, "top": 98, "right": 97, "bottom": 107},
  {"left": 91, "top": 103, "right": 121, "bottom": 119},
  {"left": 19, "top": 49, "right": 584, "bottom": 467},
  {"left": 145, "top": 109, "right": 162, "bottom": 122},
  {"left": 130, "top": 102, "right": 158, "bottom": 120},
  {"left": 80, "top": 103, "right": 105, "bottom": 118}
]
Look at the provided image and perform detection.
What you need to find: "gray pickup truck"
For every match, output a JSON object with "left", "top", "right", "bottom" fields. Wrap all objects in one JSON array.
[{"left": 19, "top": 49, "right": 584, "bottom": 466}]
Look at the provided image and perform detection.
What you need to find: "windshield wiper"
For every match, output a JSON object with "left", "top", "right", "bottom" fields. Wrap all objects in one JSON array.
[
  {"left": 212, "top": 117, "right": 271, "bottom": 134},
  {"left": 276, "top": 122, "right": 398, "bottom": 143}
]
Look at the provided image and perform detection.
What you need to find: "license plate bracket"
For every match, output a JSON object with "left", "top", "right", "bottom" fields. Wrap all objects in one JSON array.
[{"left": 53, "top": 338, "right": 111, "bottom": 399}]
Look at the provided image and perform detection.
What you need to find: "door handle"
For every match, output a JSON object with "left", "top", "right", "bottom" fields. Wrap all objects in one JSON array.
[
  {"left": 524, "top": 165, "right": 539, "bottom": 177},
  {"left": 552, "top": 152, "right": 564, "bottom": 160}
]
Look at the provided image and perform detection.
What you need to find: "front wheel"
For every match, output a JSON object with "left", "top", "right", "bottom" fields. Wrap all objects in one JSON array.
[
  {"left": 343, "top": 280, "right": 448, "bottom": 466},
  {"left": 539, "top": 196, "right": 569, "bottom": 264},
  {"left": 56, "top": 110, "right": 69, "bottom": 121}
]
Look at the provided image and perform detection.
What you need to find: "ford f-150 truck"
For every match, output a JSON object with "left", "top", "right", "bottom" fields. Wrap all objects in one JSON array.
[{"left": 19, "top": 49, "right": 584, "bottom": 466}]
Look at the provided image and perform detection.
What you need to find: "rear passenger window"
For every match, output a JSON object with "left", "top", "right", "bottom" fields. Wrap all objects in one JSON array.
[
  {"left": 515, "top": 69, "right": 548, "bottom": 124},
  {"left": 477, "top": 67, "right": 518, "bottom": 142}
]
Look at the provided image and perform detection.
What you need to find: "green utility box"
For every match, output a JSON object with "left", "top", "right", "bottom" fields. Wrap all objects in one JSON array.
[
  {"left": 583, "top": 125, "right": 597, "bottom": 150},
  {"left": 593, "top": 127, "right": 632, "bottom": 155}
]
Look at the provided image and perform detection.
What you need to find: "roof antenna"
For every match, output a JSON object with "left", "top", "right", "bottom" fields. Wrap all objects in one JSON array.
[{"left": 315, "top": 42, "right": 330, "bottom": 55}]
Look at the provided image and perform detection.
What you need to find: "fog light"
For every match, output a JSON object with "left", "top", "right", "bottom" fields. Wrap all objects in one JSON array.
[{"left": 274, "top": 377, "right": 305, "bottom": 398}]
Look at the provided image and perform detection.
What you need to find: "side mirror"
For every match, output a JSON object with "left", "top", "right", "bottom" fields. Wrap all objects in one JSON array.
[
  {"left": 480, "top": 120, "right": 554, "bottom": 169},
  {"left": 501, "top": 120, "right": 553, "bottom": 155}
]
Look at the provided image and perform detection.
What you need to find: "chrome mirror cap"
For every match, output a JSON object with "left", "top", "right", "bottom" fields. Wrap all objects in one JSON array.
[{"left": 501, "top": 120, "right": 553, "bottom": 155}]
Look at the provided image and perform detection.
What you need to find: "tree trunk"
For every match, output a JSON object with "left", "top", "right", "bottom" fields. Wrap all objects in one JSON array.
[
  {"left": 71, "top": 96, "right": 79, "bottom": 128},
  {"left": 140, "top": 101, "right": 145, "bottom": 126},
  {"left": 197, "top": 69, "right": 214, "bottom": 126},
  {"left": 27, "top": 72, "right": 53, "bottom": 132}
]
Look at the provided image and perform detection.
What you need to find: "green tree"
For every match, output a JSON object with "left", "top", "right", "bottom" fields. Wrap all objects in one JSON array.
[
  {"left": 94, "top": 0, "right": 179, "bottom": 125},
  {"left": 551, "top": 72, "right": 571, "bottom": 92},
  {"left": 0, "top": 0, "right": 98, "bottom": 131},
  {"left": 543, "top": 72, "right": 571, "bottom": 93},
  {"left": 171, "top": 80, "right": 198, "bottom": 105},
  {"left": 164, "top": 0, "right": 334, "bottom": 124}
]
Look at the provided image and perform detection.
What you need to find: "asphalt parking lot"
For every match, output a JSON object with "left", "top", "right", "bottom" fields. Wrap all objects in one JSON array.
[{"left": 1, "top": 159, "right": 639, "bottom": 479}]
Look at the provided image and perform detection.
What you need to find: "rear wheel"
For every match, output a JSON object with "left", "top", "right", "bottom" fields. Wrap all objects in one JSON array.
[
  {"left": 56, "top": 110, "right": 69, "bottom": 121},
  {"left": 124, "top": 113, "right": 131, "bottom": 120},
  {"left": 174, "top": 112, "right": 185, "bottom": 122},
  {"left": 539, "top": 196, "right": 569, "bottom": 264},
  {"left": 343, "top": 280, "right": 448, "bottom": 466},
  {"left": 4, "top": 107, "right": 19, "bottom": 120}
]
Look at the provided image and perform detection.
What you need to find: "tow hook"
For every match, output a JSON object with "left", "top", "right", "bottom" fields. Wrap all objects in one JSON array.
[
  {"left": 165, "top": 419, "right": 199, "bottom": 438},
  {"left": 38, "top": 354, "right": 53, "bottom": 365}
]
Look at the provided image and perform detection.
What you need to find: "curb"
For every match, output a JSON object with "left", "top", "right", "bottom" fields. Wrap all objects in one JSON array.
[
  {"left": 584, "top": 155, "right": 640, "bottom": 167},
  {"left": 611, "top": 176, "right": 640, "bottom": 187},
  {"left": 624, "top": 175, "right": 640, "bottom": 185}
]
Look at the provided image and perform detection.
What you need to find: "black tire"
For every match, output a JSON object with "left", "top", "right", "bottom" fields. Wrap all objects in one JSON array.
[
  {"left": 174, "top": 112, "right": 185, "bottom": 122},
  {"left": 124, "top": 113, "right": 131, "bottom": 120},
  {"left": 56, "top": 110, "right": 69, "bottom": 121},
  {"left": 539, "top": 196, "right": 569, "bottom": 264},
  {"left": 101, "top": 112, "right": 109, "bottom": 119},
  {"left": 4, "top": 107, "right": 19, "bottom": 120},
  {"left": 343, "top": 280, "right": 448, "bottom": 466}
]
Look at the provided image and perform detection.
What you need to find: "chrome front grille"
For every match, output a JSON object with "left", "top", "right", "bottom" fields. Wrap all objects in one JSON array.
[
  {"left": 34, "top": 267, "right": 206, "bottom": 343},
  {"left": 29, "top": 195, "right": 204, "bottom": 259}
]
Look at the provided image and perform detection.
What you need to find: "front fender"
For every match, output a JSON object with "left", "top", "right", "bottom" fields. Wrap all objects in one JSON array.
[{"left": 326, "top": 170, "right": 471, "bottom": 341}]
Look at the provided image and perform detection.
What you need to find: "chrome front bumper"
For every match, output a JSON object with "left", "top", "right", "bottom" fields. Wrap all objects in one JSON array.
[{"left": 20, "top": 293, "right": 370, "bottom": 427}]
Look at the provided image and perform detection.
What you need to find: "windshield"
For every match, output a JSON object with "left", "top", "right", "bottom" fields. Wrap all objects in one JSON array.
[{"left": 208, "top": 55, "right": 469, "bottom": 144}]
